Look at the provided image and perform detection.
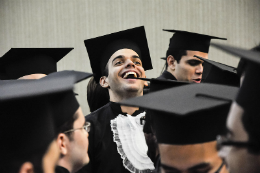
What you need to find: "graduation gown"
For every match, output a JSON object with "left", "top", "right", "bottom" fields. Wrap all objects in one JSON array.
[
  {"left": 157, "top": 70, "right": 177, "bottom": 80},
  {"left": 55, "top": 166, "right": 70, "bottom": 173},
  {"left": 79, "top": 102, "right": 148, "bottom": 173}
]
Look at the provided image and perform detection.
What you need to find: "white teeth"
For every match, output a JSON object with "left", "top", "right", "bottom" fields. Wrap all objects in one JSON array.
[{"left": 123, "top": 72, "right": 137, "bottom": 79}]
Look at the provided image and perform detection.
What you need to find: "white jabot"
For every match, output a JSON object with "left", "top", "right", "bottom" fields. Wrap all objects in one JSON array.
[{"left": 111, "top": 112, "right": 155, "bottom": 173}]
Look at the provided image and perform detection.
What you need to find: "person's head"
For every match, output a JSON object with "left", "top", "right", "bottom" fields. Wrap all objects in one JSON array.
[
  {"left": 84, "top": 26, "right": 153, "bottom": 101},
  {"left": 166, "top": 50, "right": 207, "bottom": 83},
  {"left": 163, "top": 29, "right": 227, "bottom": 83},
  {"left": 217, "top": 102, "right": 260, "bottom": 173},
  {"left": 159, "top": 141, "right": 226, "bottom": 173},
  {"left": 56, "top": 107, "right": 90, "bottom": 173},
  {"left": 119, "top": 83, "right": 238, "bottom": 173},
  {"left": 87, "top": 76, "right": 110, "bottom": 112},
  {"left": 100, "top": 48, "right": 148, "bottom": 101}
]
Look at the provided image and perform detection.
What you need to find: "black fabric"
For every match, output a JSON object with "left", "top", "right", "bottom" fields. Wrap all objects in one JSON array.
[
  {"left": 236, "top": 62, "right": 260, "bottom": 115},
  {"left": 164, "top": 29, "right": 227, "bottom": 53},
  {"left": 157, "top": 70, "right": 177, "bottom": 80},
  {"left": 55, "top": 166, "right": 70, "bottom": 173},
  {"left": 77, "top": 102, "right": 146, "bottom": 173},
  {"left": 194, "top": 56, "right": 240, "bottom": 87},
  {"left": 84, "top": 26, "right": 153, "bottom": 83},
  {"left": 0, "top": 48, "right": 73, "bottom": 79}
]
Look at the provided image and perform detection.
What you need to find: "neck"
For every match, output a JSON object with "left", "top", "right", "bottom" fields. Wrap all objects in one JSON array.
[
  {"left": 109, "top": 89, "right": 142, "bottom": 115},
  {"left": 57, "top": 159, "right": 72, "bottom": 173}
]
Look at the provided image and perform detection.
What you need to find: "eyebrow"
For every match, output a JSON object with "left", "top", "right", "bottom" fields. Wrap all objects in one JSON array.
[
  {"left": 161, "top": 162, "right": 211, "bottom": 172},
  {"left": 112, "top": 55, "right": 141, "bottom": 63}
]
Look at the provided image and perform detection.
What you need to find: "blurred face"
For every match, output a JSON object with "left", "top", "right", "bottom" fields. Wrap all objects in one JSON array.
[
  {"left": 103, "top": 48, "right": 147, "bottom": 97},
  {"left": 67, "top": 107, "right": 90, "bottom": 172},
  {"left": 42, "top": 140, "right": 60, "bottom": 173},
  {"left": 218, "top": 102, "right": 260, "bottom": 173},
  {"left": 159, "top": 141, "right": 228, "bottom": 173},
  {"left": 173, "top": 51, "right": 207, "bottom": 83}
]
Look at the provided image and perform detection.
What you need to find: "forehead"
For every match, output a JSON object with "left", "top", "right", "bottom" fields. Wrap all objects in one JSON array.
[
  {"left": 184, "top": 50, "right": 208, "bottom": 60},
  {"left": 107, "top": 48, "right": 140, "bottom": 64},
  {"left": 226, "top": 102, "right": 248, "bottom": 141},
  {"left": 159, "top": 141, "right": 218, "bottom": 168}
]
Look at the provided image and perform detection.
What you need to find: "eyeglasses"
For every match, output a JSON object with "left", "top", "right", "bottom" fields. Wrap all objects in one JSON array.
[
  {"left": 63, "top": 122, "right": 91, "bottom": 134},
  {"left": 214, "top": 159, "right": 225, "bottom": 173},
  {"left": 216, "top": 135, "right": 256, "bottom": 150}
]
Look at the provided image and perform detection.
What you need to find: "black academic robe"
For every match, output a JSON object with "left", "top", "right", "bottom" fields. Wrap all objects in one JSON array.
[
  {"left": 78, "top": 102, "right": 147, "bottom": 173},
  {"left": 55, "top": 166, "right": 70, "bottom": 173},
  {"left": 157, "top": 70, "right": 177, "bottom": 80}
]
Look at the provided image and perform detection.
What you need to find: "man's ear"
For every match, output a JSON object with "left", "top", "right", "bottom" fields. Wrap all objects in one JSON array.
[
  {"left": 57, "top": 133, "right": 68, "bottom": 155},
  {"left": 167, "top": 55, "right": 176, "bottom": 71},
  {"left": 19, "top": 162, "right": 34, "bottom": 173},
  {"left": 100, "top": 76, "right": 110, "bottom": 88}
]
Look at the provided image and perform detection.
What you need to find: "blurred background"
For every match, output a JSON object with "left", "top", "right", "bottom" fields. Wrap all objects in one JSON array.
[{"left": 1, "top": 0, "right": 259, "bottom": 114}]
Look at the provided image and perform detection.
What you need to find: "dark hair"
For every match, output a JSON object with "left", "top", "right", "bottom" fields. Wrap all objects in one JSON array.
[
  {"left": 3, "top": 146, "right": 47, "bottom": 173},
  {"left": 87, "top": 76, "right": 110, "bottom": 112},
  {"left": 57, "top": 111, "right": 79, "bottom": 141},
  {"left": 165, "top": 50, "right": 187, "bottom": 69},
  {"left": 102, "top": 64, "right": 109, "bottom": 77}
]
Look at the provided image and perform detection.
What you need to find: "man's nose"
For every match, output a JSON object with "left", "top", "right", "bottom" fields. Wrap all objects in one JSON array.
[
  {"left": 125, "top": 59, "right": 135, "bottom": 68},
  {"left": 195, "top": 64, "right": 203, "bottom": 74}
]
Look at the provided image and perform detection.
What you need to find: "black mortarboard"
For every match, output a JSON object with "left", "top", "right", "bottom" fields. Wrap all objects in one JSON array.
[
  {"left": 194, "top": 55, "right": 240, "bottom": 87},
  {"left": 211, "top": 43, "right": 260, "bottom": 115},
  {"left": 46, "top": 70, "right": 93, "bottom": 130},
  {"left": 120, "top": 83, "right": 238, "bottom": 144},
  {"left": 0, "top": 73, "right": 75, "bottom": 165},
  {"left": 0, "top": 48, "right": 73, "bottom": 79},
  {"left": 164, "top": 29, "right": 227, "bottom": 54},
  {"left": 84, "top": 26, "right": 153, "bottom": 83}
]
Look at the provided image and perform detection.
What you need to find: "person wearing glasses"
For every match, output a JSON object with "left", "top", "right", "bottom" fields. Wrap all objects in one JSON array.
[
  {"left": 211, "top": 43, "right": 260, "bottom": 173},
  {"left": 119, "top": 82, "right": 239, "bottom": 173},
  {"left": 158, "top": 30, "right": 226, "bottom": 83}
]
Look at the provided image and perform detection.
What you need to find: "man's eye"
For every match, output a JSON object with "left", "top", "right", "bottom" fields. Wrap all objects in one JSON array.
[
  {"left": 134, "top": 61, "right": 141, "bottom": 65},
  {"left": 115, "top": 61, "right": 123, "bottom": 65},
  {"left": 188, "top": 60, "right": 201, "bottom": 66}
]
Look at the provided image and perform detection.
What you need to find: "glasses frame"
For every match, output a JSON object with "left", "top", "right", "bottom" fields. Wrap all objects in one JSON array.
[
  {"left": 216, "top": 135, "right": 257, "bottom": 150},
  {"left": 63, "top": 122, "right": 91, "bottom": 134}
]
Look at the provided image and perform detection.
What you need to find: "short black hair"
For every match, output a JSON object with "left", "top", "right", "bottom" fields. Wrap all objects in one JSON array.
[
  {"left": 165, "top": 49, "right": 187, "bottom": 69},
  {"left": 57, "top": 111, "right": 79, "bottom": 141}
]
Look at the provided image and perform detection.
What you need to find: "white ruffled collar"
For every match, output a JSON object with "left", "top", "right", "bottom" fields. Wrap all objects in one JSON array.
[{"left": 111, "top": 112, "right": 155, "bottom": 173}]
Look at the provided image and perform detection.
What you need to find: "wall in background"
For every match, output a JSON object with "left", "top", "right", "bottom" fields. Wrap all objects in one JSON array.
[{"left": 1, "top": 0, "right": 259, "bottom": 114}]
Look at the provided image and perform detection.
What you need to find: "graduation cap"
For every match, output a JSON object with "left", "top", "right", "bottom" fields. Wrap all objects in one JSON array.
[
  {"left": 211, "top": 43, "right": 260, "bottom": 115},
  {"left": 45, "top": 70, "right": 93, "bottom": 130},
  {"left": 164, "top": 29, "right": 227, "bottom": 54},
  {"left": 0, "top": 48, "right": 73, "bottom": 79},
  {"left": 193, "top": 55, "right": 240, "bottom": 87},
  {"left": 120, "top": 83, "right": 239, "bottom": 145},
  {"left": 0, "top": 73, "right": 75, "bottom": 166},
  {"left": 84, "top": 26, "right": 153, "bottom": 83}
]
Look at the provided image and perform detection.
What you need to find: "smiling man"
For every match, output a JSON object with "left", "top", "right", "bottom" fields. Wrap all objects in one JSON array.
[
  {"left": 158, "top": 30, "right": 227, "bottom": 83},
  {"left": 79, "top": 26, "right": 154, "bottom": 173}
]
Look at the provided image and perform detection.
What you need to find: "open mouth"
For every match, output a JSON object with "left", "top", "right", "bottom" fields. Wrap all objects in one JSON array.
[
  {"left": 193, "top": 79, "right": 201, "bottom": 83},
  {"left": 122, "top": 71, "right": 139, "bottom": 79}
]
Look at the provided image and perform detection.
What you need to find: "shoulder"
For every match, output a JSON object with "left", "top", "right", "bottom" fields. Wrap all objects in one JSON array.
[{"left": 85, "top": 102, "right": 112, "bottom": 122}]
